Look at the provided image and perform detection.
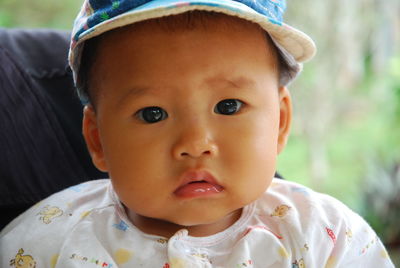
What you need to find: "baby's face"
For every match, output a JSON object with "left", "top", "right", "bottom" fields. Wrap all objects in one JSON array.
[{"left": 83, "top": 17, "right": 292, "bottom": 236}]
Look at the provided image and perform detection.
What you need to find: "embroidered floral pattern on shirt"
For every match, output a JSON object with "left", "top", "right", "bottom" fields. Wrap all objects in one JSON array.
[
  {"left": 345, "top": 229, "right": 353, "bottom": 243},
  {"left": 114, "top": 248, "right": 134, "bottom": 265},
  {"left": 112, "top": 220, "right": 129, "bottom": 231},
  {"left": 157, "top": 238, "right": 169, "bottom": 244},
  {"left": 292, "top": 258, "right": 305, "bottom": 268},
  {"left": 37, "top": 205, "right": 63, "bottom": 224},
  {"left": 236, "top": 259, "right": 253, "bottom": 267},
  {"left": 271, "top": 204, "right": 291, "bottom": 217},
  {"left": 326, "top": 227, "right": 337, "bottom": 244},
  {"left": 10, "top": 248, "right": 36, "bottom": 268},
  {"left": 360, "top": 236, "right": 379, "bottom": 255},
  {"left": 70, "top": 253, "right": 113, "bottom": 267}
]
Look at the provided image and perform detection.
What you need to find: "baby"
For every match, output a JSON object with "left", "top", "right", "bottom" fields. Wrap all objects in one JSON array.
[{"left": 0, "top": 0, "right": 395, "bottom": 267}]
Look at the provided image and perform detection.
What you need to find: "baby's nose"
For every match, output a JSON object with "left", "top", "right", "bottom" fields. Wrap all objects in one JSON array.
[{"left": 172, "top": 126, "right": 218, "bottom": 160}]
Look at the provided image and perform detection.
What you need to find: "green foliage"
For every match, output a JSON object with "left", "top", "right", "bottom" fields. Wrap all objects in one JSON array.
[
  {"left": 278, "top": 84, "right": 400, "bottom": 209},
  {"left": 390, "top": 55, "right": 400, "bottom": 119},
  {"left": 0, "top": 9, "right": 13, "bottom": 27},
  {"left": 0, "top": 0, "right": 81, "bottom": 29}
]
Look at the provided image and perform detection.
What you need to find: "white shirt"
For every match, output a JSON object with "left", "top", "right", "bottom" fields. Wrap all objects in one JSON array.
[{"left": 0, "top": 179, "right": 395, "bottom": 267}]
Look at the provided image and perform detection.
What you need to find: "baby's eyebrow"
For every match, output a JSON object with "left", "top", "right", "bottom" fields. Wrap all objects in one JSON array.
[
  {"left": 229, "top": 77, "right": 256, "bottom": 89},
  {"left": 205, "top": 76, "right": 257, "bottom": 91}
]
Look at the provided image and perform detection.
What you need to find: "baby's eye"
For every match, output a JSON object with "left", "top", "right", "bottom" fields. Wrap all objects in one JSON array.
[
  {"left": 214, "top": 99, "right": 243, "bottom": 115},
  {"left": 136, "top": 106, "right": 168, "bottom": 123}
]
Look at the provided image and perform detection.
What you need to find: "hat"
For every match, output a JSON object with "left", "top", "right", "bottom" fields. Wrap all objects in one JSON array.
[{"left": 69, "top": 0, "right": 316, "bottom": 99}]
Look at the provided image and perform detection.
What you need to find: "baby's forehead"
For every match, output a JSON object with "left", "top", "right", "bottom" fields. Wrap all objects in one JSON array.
[
  {"left": 93, "top": 15, "right": 277, "bottom": 99},
  {"left": 96, "top": 12, "right": 278, "bottom": 61},
  {"left": 85, "top": 12, "right": 280, "bottom": 106}
]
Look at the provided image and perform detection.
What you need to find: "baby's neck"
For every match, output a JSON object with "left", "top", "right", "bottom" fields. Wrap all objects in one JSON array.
[{"left": 126, "top": 208, "right": 242, "bottom": 238}]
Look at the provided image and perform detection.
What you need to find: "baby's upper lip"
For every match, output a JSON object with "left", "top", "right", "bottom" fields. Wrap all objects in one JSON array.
[{"left": 175, "top": 169, "right": 223, "bottom": 190}]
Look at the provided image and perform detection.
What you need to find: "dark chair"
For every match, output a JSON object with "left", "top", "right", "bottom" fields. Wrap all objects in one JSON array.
[{"left": 0, "top": 28, "right": 107, "bottom": 230}]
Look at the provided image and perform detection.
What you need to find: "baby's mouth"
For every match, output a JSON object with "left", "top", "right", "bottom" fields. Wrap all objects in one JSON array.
[{"left": 174, "top": 170, "right": 224, "bottom": 199}]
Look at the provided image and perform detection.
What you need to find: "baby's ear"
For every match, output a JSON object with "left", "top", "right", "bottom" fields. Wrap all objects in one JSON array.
[
  {"left": 277, "top": 86, "right": 292, "bottom": 154},
  {"left": 82, "top": 105, "right": 108, "bottom": 172}
]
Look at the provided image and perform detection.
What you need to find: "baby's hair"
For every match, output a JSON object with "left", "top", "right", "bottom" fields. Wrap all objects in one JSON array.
[{"left": 77, "top": 11, "right": 299, "bottom": 106}]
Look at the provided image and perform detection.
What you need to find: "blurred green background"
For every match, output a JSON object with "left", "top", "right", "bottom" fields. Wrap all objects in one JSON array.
[{"left": 1, "top": 0, "right": 399, "bottom": 264}]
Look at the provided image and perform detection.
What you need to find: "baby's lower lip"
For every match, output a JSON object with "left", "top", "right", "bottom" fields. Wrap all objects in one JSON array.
[{"left": 174, "top": 181, "right": 224, "bottom": 198}]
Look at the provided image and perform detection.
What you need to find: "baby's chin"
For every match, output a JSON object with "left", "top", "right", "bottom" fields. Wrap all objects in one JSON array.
[{"left": 126, "top": 205, "right": 237, "bottom": 236}]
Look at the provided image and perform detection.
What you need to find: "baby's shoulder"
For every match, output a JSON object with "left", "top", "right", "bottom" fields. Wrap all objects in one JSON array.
[
  {"left": 0, "top": 179, "right": 116, "bottom": 266},
  {"left": 258, "top": 179, "right": 365, "bottom": 233},
  {"left": 250, "top": 179, "right": 393, "bottom": 266},
  {"left": 1, "top": 179, "right": 114, "bottom": 234},
  {"left": 262, "top": 179, "right": 351, "bottom": 220}
]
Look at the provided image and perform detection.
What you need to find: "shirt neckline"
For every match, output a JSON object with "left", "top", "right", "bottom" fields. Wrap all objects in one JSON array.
[
  {"left": 177, "top": 201, "right": 255, "bottom": 247},
  {"left": 108, "top": 181, "right": 256, "bottom": 246}
]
